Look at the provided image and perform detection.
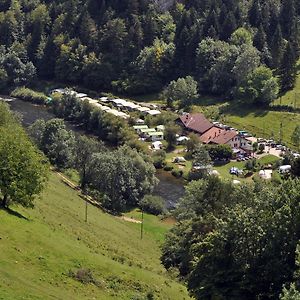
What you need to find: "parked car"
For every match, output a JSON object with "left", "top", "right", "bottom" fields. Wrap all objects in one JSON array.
[
  {"left": 279, "top": 165, "right": 291, "bottom": 174},
  {"left": 293, "top": 153, "right": 300, "bottom": 159}
]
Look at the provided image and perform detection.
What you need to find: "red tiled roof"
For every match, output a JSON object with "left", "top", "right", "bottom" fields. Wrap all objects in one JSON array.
[
  {"left": 179, "top": 113, "right": 213, "bottom": 135},
  {"left": 199, "top": 126, "right": 225, "bottom": 144},
  {"left": 210, "top": 130, "right": 238, "bottom": 145}
]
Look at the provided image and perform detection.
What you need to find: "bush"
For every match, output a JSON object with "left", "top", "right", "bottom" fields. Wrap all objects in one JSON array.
[
  {"left": 164, "top": 165, "right": 173, "bottom": 171},
  {"left": 271, "top": 171, "right": 282, "bottom": 185},
  {"left": 245, "top": 159, "right": 257, "bottom": 171},
  {"left": 258, "top": 143, "right": 265, "bottom": 153},
  {"left": 11, "top": 87, "right": 48, "bottom": 104},
  {"left": 68, "top": 268, "right": 101, "bottom": 287},
  {"left": 171, "top": 169, "right": 183, "bottom": 178},
  {"left": 152, "top": 150, "right": 166, "bottom": 169},
  {"left": 139, "top": 195, "right": 166, "bottom": 215}
]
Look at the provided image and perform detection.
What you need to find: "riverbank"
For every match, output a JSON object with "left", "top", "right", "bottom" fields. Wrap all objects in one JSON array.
[{"left": 2, "top": 96, "right": 186, "bottom": 207}]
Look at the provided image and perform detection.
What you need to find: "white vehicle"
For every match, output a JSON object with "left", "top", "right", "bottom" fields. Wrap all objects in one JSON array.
[
  {"left": 279, "top": 165, "right": 292, "bottom": 174},
  {"left": 173, "top": 156, "right": 186, "bottom": 163}
]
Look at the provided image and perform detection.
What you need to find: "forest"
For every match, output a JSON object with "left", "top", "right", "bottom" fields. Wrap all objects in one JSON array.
[{"left": 0, "top": 0, "right": 299, "bottom": 105}]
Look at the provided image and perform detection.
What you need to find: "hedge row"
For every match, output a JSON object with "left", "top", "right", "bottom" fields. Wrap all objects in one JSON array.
[{"left": 11, "top": 87, "right": 49, "bottom": 104}]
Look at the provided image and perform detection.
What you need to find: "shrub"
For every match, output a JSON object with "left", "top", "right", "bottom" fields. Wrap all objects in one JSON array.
[
  {"left": 258, "top": 143, "right": 265, "bottom": 153},
  {"left": 152, "top": 150, "right": 166, "bottom": 169},
  {"left": 164, "top": 165, "right": 173, "bottom": 171},
  {"left": 68, "top": 268, "right": 101, "bottom": 287},
  {"left": 11, "top": 87, "right": 48, "bottom": 104},
  {"left": 271, "top": 171, "right": 282, "bottom": 185},
  {"left": 139, "top": 195, "right": 166, "bottom": 215},
  {"left": 171, "top": 169, "right": 183, "bottom": 178},
  {"left": 245, "top": 159, "right": 257, "bottom": 171}
]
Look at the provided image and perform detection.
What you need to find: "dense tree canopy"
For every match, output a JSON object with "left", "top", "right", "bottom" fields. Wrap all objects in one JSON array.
[
  {"left": 0, "top": 0, "right": 298, "bottom": 104},
  {"left": 0, "top": 103, "right": 48, "bottom": 208},
  {"left": 86, "top": 146, "right": 158, "bottom": 212},
  {"left": 29, "top": 118, "right": 76, "bottom": 169},
  {"left": 162, "top": 177, "right": 300, "bottom": 299},
  {"left": 161, "top": 75, "right": 199, "bottom": 108}
]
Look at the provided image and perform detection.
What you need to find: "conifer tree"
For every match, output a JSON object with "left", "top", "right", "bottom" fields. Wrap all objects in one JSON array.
[
  {"left": 279, "top": 42, "right": 297, "bottom": 91},
  {"left": 248, "top": 0, "right": 261, "bottom": 27},
  {"left": 270, "top": 24, "right": 284, "bottom": 68},
  {"left": 221, "top": 12, "right": 237, "bottom": 40},
  {"left": 203, "top": 9, "right": 220, "bottom": 38},
  {"left": 254, "top": 24, "right": 267, "bottom": 52},
  {"left": 280, "top": 0, "right": 296, "bottom": 39}
]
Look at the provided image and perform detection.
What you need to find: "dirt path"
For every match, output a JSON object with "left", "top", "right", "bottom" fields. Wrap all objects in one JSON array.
[{"left": 118, "top": 216, "right": 142, "bottom": 224}]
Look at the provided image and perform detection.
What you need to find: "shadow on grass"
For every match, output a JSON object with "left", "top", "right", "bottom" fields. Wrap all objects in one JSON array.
[
  {"left": 194, "top": 95, "right": 228, "bottom": 107},
  {"left": 213, "top": 160, "right": 230, "bottom": 167},
  {"left": 220, "top": 101, "right": 269, "bottom": 118},
  {"left": 1, "top": 206, "right": 29, "bottom": 220}
]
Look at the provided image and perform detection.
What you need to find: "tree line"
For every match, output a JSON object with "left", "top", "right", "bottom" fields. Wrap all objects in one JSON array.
[{"left": 0, "top": 0, "right": 299, "bottom": 105}]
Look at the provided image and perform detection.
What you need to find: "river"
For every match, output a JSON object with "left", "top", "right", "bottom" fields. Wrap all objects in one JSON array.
[{"left": 2, "top": 96, "right": 185, "bottom": 207}]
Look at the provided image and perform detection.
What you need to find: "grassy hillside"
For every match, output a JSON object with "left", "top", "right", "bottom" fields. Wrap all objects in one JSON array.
[
  {"left": 0, "top": 172, "right": 191, "bottom": 300},
  {"left": 187, "top": 71, "right": 300, "bottom": 148},
  {"left": 272, "top": 63, "right": 300, "bottom": 108},
  {"left": 222, "top": 103, "right": 300, "bottom": 147}
]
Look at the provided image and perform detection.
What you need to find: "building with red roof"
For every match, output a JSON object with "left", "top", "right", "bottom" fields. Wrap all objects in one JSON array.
[
  {"left": 178, "top": 113, "right": 213, "bottom": 135},
  {"left": 210, "top": 130, "right": 240, "bottom": 147},
  {"left": 209, "top": 130, "right": 253, "bottom": 154},
  {"left": 199, "top": 126, "right": 225, "bottom": 144}
]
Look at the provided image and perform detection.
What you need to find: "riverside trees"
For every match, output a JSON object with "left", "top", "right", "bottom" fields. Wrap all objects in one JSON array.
[
  {"left": 29, "top": 118, "right": 157, "bottom": 213},
  {"left": 86, "top": 146, "right": 158, "bottom": 212}
]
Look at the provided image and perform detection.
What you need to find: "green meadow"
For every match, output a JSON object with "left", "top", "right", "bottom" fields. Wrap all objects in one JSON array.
[{"left": 0, "top": 172, "right": 191, "bottom": 300}]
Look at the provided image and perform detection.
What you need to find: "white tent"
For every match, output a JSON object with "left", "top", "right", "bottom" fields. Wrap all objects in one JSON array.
[
  {"left": 152, "top": 141, "right": 163, "bottom": 150},
  {"left": 146, "top": 109, "right": 161, "bottom": 116}
]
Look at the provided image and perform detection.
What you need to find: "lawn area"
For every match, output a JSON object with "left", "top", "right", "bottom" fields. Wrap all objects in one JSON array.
[
  {"left": 0, "top": 172, "right": 190, "bottom": 300},
  {"left": 213, "top": 160, "right": 247, "bottom": 181},
  {"left": 213, "top": 154, "right": 280, "bottom": 181},
  {"left": 258, "top": 154, "right": 280, "bottom": 165},
  {"left": 128, "top": 93, "right": 164, "bottom": 105}
]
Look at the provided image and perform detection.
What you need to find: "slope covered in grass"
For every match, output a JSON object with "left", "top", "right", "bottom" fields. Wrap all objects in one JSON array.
[
  {"left": 272, "top": 63, "right": 300, "bottom": 108},
  {"left": 0, "top": 172, "right": 190, "bottom": 300},
  {"left": 222, "top": 104, "right": 300, "bottom": 147}
]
